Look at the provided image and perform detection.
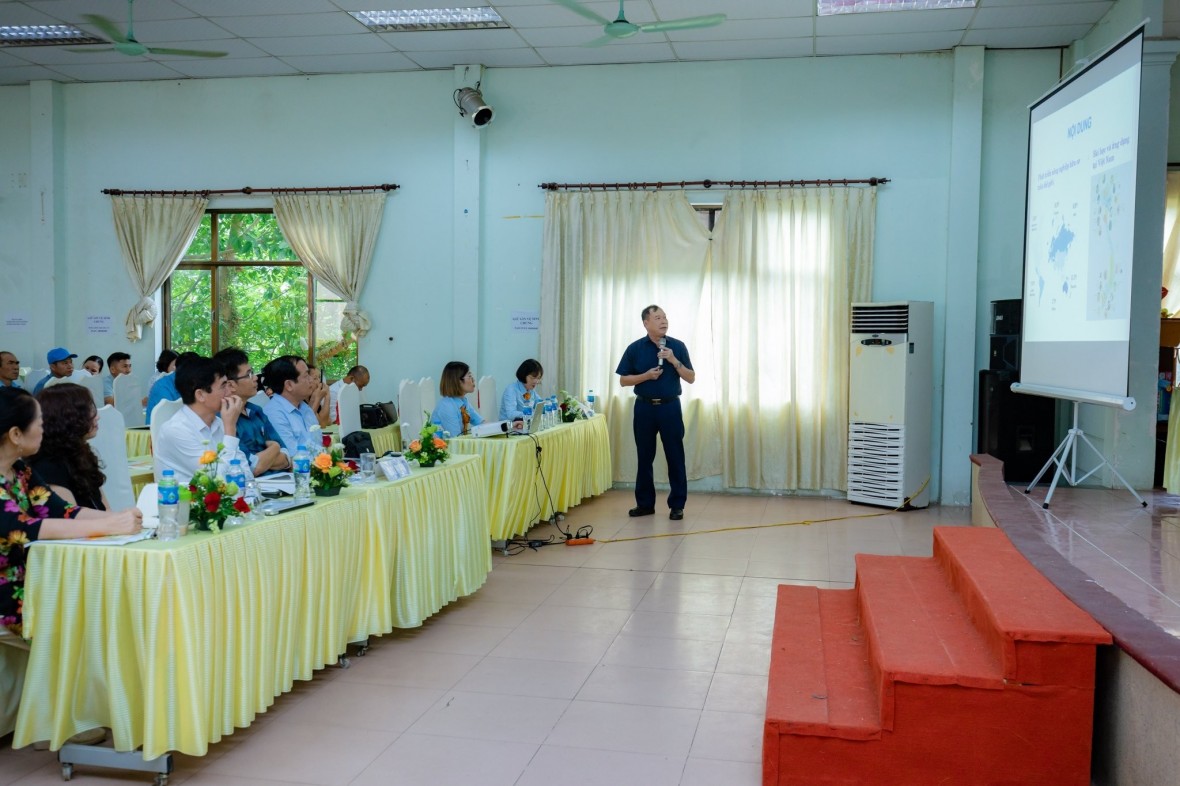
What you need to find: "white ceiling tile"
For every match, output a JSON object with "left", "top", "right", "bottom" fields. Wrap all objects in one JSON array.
[
  {"left": 666, "top": 18, "right": 814, "bottom": 42},
  {"left": 253, "top": 34, "right": 392, "bottom": 57},
  {"left": 972, "top": 2, "right": 1111, "bottom": 29},
  {"left": 961, "top": 24, "right": 1095, "bottom": 48},
  {"left": 161, "top": 56, "right": 302, "bottom": 79},
  {"left": 378, "top": 27, "right": 529, "bottom": 52},
  {"left": 536, "top": 41, "right": 676, "bottom": 66},
  {"left": 816, "top": 8, "right": 976, "bottom": 35},
  {"left": 406, "top": 47, "right": 546, "bottom": 69},
  {"left": 5, "top": 45, "right": 131, "bottom": 65},
  {"left": 672, "top": 38, "right": 815, "bottom": 60},
  {"left": 816, "top": 31, "right": 964, "bottom": 56},
  {"left": 278, "top": 51, "right": 420, "bottom": 74},
  {"left": 45, "top": 59, "right": 188, "bottom": 81},
  {"left": 651, "top": 0, "right": 814, "bottom": 20},
  {"left": 175, "top": 0, "right": 341, "bottom": 15},
  {"left": 211, "top": 13, "right": 366, "bottom": 38},
  {"left": 499, "top": 2, "right": 657, "bottom": 28},
  {"left": 145, "top": 38, "right": 269, "bottom": 59},
  {"left": 118, "top": 18, "right": 234, "bottom": 42},
  {"left": 515, "top": 25, "right": 616, "bottom": 47},
  {"left": 0, "top": 64, "right": 77, "bottom": 85},
  {"left": 0, "top": 4, "right": 66, "bottom": 25},
  {"left": 28, "top": 0, "right": 200, "bottom": 24}
]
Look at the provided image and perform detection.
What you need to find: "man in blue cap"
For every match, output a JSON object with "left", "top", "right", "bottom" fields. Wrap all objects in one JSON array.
[{"left": 32, "top": 347, "right": 78, "bottom": 394}]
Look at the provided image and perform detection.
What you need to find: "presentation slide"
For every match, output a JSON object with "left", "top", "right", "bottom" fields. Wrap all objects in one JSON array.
[{"left": 1019, "top": 30, "right": 1142, "bottom": 402}]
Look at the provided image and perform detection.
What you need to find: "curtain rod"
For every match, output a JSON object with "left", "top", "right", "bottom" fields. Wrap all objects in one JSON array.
[
  {"left": 538, "top": 177, "right": 888, "bottom": 191},
  {"left": 101, "top": 183, "right": 399, "bottom": 197}
]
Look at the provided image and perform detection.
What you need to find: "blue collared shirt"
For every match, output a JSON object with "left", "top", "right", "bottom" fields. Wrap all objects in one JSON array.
[
  {"left": 234, "top": 401, "right": 288, "bottom": 472},
  {"left": 616, "top": 335, "right": 693, "bottom": 399},
  {"left": 431, "top": 396, "right": 483, "bottom": 436},
  {"left": 146, "top": 372, "right": 179, "bottom": 425},
  {"left": 263, "top": 395, "right": 318, "bottom": 455},
  {"left": 499, "top": 379, "right": 538, "bottom": 421}
]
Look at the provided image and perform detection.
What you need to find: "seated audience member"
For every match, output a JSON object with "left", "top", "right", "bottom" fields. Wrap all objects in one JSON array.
[
  {"left": 32, "top": 348, "right": 78, "bottom": 394},
  {"left": 0, "top": 387, "right": 142, "bottom": 639},
  {"left": 151, "top": 349, "right": 178, "bottom": 386},
  {"left": 83, "top": 355, "right": 104, "bottom": 375},
  {"left": 155, "top": 357, "right": 244, "bottom": 484},
  {"left": 214, "top": 348, "right": 290, "bottom": 474},
  {"left": 146, "top": 351, "right": 199, "bottom": 425},
  {"left": 500, "top": 359, "right": 543, "bottom": 423},
  {"left": 329, "top": 365, "right": 370, "bottom": 424},
  {"left": 431, "top": 361, "right": 484, "bottom": 437},
  {"left": 261, "top": 356, "right": 318, "bottom": 455},
  {"left": 305, "top": 364, "right": 333, "bottom": 428},
  {"left": 31, "top": 384, "right": 107, "bottom": 510},
  {"left": 103, "top": 351, "right": 132, "bottom": 406},
  {"left": 0, "top": 352, "right": 21, "bottom": 388}
]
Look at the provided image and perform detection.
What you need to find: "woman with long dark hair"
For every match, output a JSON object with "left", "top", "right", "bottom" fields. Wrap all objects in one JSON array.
[
  {"left": 32, "top": 384, "right": 107, "bottom": 510},
  {"left": 0, "top": 387, "right": 141, "bottom": 638}
]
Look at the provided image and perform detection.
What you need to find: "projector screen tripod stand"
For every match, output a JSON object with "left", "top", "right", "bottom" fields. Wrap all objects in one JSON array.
[{"left": 1025, "top": 399, "right": 1145, "bottom": 509}]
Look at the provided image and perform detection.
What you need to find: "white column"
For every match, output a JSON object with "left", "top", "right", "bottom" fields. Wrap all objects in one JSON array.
[
  {"left": 940, "top": 46, "right": 985, "bottom": 506},
  {"left": 453, "top": 65, "right": 485, "bottom": 370}
]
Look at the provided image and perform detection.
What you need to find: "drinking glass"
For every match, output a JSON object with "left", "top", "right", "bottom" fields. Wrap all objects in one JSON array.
[{"left": 360, "top": 452, "right": 377, "bottom": 482}]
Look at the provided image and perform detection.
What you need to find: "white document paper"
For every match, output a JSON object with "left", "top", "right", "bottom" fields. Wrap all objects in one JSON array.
[{"left": 256, "top": 472, "right": 295, "bottom": 495}]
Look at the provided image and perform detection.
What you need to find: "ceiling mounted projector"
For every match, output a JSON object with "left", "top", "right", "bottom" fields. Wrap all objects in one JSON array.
[{"left": 454, "top": 86, "right": 494, "bottom": 128}]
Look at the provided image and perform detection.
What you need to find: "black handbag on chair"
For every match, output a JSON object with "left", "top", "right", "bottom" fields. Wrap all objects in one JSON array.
[{"left": 359, "top": 403, "right": 391, "bottom": 429}]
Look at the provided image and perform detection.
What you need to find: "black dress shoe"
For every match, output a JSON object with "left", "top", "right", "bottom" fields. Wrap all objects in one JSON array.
[
  {"left": 670, "top": 509, "right": 684, "bottom": 520},
  {"left": 628, "top": 506, "right": 655, "bottom": 517}
]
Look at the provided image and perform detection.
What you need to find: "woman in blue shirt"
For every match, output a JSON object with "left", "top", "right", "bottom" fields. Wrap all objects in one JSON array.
[
  {"left": 431, "top": 361, "right": 484, "bottom": 436},
  {"left": 499, "top": 359, "right": 543, "bottom": 423}
]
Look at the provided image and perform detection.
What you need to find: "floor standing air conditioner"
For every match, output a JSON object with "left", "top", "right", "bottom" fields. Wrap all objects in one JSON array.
[{"left": 847, "top": 301, "right": 933, "bottom": 509}]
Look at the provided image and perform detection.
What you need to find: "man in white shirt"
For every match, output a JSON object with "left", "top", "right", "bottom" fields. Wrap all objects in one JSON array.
[
  {"left": 261, "top": 355, "right": 319, "bottom": 455},
  {"left": 329, "top": 365, "right": 370, "bottom": 424},
  {"left": 156, "top": 356, "right": 245, "bottom": 484}
]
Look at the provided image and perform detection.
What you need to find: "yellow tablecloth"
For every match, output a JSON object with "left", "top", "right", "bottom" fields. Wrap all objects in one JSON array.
[
  {"left": 13, "top": 454, "right": 490, "bottom": 758},
  {"left": 323, "top": 423, "right": 401, "bottom": 455},
  {"left": 129, "top": 456, "right": 153, "bottom": 498},
  {"left": 125, "top": 428, "right": 151, "bottom": 457},
  {"left": 449, "top": 415, "right": 612, "bottom": 540}
]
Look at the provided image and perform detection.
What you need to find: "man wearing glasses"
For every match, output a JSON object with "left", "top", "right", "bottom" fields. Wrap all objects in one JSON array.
[
  {"left": 214, "top": 348, "right": 290, "bottom": 474},
  {"left": 261, "top": 355, "right": 320, "bottom": 455},
  {"left": 155, "top": 356, "right": 245, "bottom": 484}
]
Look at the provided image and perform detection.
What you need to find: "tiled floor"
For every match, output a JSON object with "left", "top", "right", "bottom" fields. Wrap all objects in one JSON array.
[
  {"left": 1006, "top": 484, "right": 1180, "bottom": 637},
  {"left": 0, "top": 489, "right": 970, "bottom": 786}
]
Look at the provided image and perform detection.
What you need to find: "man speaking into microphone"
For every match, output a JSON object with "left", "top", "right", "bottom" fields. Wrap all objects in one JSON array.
[{"left": 616, "top": 304, "right": 695, "bottom": 520}]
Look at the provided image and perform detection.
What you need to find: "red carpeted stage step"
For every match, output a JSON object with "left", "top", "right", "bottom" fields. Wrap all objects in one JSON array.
[{"left": 764, "top": 526, "right": 1112, "bottom": 786}]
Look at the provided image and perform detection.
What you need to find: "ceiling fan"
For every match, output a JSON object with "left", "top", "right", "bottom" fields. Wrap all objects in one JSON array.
[
  {"left": 68, "top": 0, "right": 227, "bottom": 59},
  {"left": 552, "top": 0, "right": 726, "bottom": 46}
]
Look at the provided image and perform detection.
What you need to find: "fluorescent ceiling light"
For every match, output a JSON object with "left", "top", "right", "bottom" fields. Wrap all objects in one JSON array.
[
  {"left": 818, "top": 0, "right": 976, "bottom": 14},
  {"left": 0, "top": 24, "right": 105, "bottom": 47},
  {"left": 348, "top": 7, "right": 508, "bottom": 32}
]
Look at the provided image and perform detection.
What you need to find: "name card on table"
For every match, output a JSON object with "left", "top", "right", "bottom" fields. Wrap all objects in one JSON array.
[{"left": 378, "top": 455, "right": 413, "bottom": 480}]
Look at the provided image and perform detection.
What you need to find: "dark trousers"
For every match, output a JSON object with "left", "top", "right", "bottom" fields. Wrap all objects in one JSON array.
[{"left": 633, "top": 397, "right": 687, "bottom": 510}]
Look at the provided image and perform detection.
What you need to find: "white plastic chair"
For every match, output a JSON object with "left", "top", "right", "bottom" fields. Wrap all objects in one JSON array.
[
  {"left": 337, "top": 382, "right": 362, "bottom": 438},
  {"left": 398, "top": 378, "right": 423, "bottom": 436},
  {"left": 26, "top": 368, "right": 48, "bottom": 389},
  {"left": 39, "top": 376, "right": 73, "bottom": 390},
  {"left": 89, "top": 405, "right": 134, "bottom": 510},
  {"left": 476, "top": 375, "right": 498, "bottom": 422},
  {"left": 149, "top": 398, "right": 185, "bottom": 481},
  {"left": 112, "top": 374, "right": 144, "bottom": 426},
  {"left": 418, "top": 376, "right": 436, "bottom": 424},
  {"left": 77, "top": 372, "right": 104, "bottom": 408}
]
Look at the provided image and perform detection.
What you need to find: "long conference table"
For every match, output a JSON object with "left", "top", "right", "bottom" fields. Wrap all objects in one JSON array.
[
  {"left": 12, "top": 454, "right": 490, "bottom": 758},
  {"left": 125, "top": 423, "right": 403, "bottom": 461},
  {"left": 449, "top": 415, "right": 612, "bottom": 540}
]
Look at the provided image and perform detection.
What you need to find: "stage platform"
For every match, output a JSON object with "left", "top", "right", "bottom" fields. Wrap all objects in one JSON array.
[{"left": 972, "top": 454, "right": 1180, "bottom": 785}]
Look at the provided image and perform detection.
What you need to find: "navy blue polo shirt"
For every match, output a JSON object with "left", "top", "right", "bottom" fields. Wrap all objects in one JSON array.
[{"left": 616, "top": 335, "right": 693, "bottom": 399}]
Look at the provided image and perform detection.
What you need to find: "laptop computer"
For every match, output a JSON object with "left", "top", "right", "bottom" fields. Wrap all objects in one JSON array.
[{"left": 509, "top": 403, "right": 544, "bottom": 435}]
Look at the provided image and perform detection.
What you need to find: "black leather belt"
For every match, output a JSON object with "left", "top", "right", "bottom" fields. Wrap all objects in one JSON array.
[{"left": 638, "top": 396, "right": 676, "bottom": 405}]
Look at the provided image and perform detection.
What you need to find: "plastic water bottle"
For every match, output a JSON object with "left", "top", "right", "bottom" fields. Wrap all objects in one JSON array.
[
  {"left": 586, "top": 389, "right": 596, "bottom": 416},
  {"left": 158, "top": 470, "right": 180, "bottom": 542},
  {"left": 522, "top": 402, "right": 533, "bottom": 433},
  {"left": 293, "top": 445, "right": 312, "bottom": 501},
  {"left": 226, "top": 459, "right": 247, "bottom": 502}
]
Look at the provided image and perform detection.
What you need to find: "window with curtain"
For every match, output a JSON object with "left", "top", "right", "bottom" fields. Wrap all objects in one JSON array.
[
  {"left": 1162, "top": 170, "right": 1180, "bottom": 316},
  {"left": 164, "top": 210, "right": 357, "bottom": 379},
  {"left": 542, "top": 186, "right": 875, "bottom": 493}
]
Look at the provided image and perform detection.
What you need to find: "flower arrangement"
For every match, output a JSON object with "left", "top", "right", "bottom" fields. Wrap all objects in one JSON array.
[
  {"left": 559, "top": 390, "right": 589, "bottom": 423},
  {"left": 404, "top": 420, "right": 449, "bottom": 467},
  {"left": 188, "top": 446, "right": 250, "bottom": 533},
  {"left": 311, "top": 445, "right": 356, "bottom": 495}
]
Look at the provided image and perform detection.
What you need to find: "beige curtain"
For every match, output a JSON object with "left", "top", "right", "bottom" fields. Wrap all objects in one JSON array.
[
  {"left": 111, "top": 194, "right": 207, "bottom": 342},
  {"left": 1162, "top": 171, "right": 1180, "bottom": 316},
  {"left": 541, "top": 190, "right": 721, "bottom": 484},
  {"left": 272, "top": 192, "right": 388, "bottom": 338},
  {"left": 712, "top": 188, "right": 875, "bottom": 491}
]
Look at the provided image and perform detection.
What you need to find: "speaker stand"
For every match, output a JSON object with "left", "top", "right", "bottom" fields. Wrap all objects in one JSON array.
[{"left": 1025, "top": 400, "right": 1146, "bottom": 509}]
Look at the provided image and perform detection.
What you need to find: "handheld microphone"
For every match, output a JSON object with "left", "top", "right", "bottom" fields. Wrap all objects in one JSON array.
[{"left": 658, "top": 337, "right": 666, "bottom": 366}]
